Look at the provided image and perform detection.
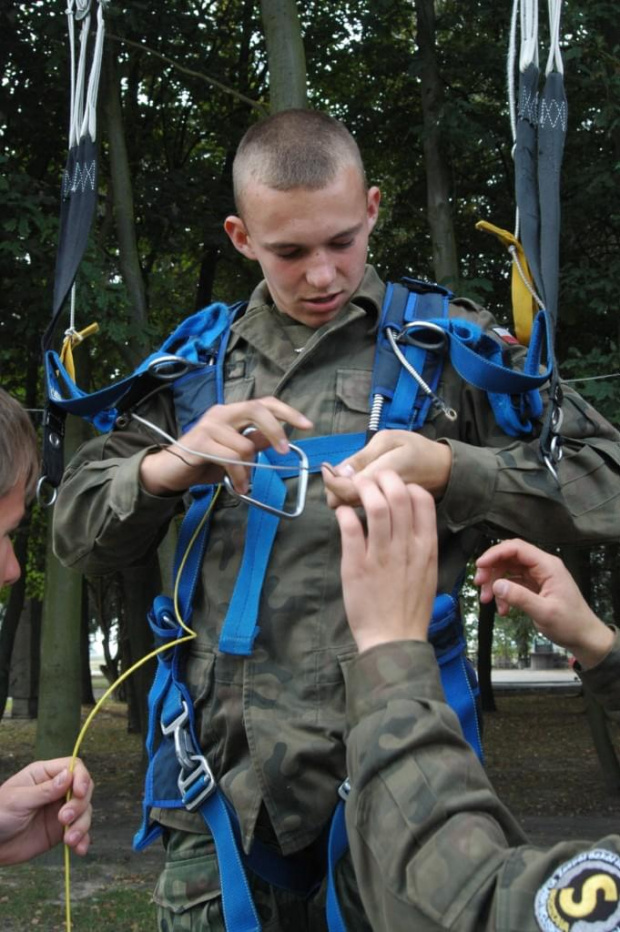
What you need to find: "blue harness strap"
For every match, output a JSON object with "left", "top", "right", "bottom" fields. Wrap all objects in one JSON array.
[
  {"left": 219, "top": 433, "right": 366, "bottom": 655},
  {"left": 43, "top": 301, "right": 241, "bottom": 431}
]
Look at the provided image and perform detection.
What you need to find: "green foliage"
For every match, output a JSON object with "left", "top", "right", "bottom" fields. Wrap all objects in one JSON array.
[{"left": 2, "top": 0, "right": 619, "bottom": 697}]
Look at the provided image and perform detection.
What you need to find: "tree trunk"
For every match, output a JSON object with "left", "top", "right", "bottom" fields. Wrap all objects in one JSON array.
[
  {"left": 119, "top": 556, "right": 161, "bottom": 741},
  {"left": 477, "top": 597, "right": 497, "bottom": 713},
  {"left": 80, "top": 579, "right": 95, "bottom": 706},
  {"left": 103, "top": 48, "right": 149, "bottom": 360},
  {"left": 561, "top": 544, "right": 620, "bottom": 792},
  {"left": 414, "top": 0, "right": 460, "bottom": 289},
  {"left": 35, "top": 413, "right": 88, "bottom": 759},
  {"left": 260, "top": 0, "right": 307, "bottom": 112}
]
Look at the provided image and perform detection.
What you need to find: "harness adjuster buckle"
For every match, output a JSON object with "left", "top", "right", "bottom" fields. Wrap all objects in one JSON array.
[{"left": 178, "top": 755, "right": 216, "bottom": 812}]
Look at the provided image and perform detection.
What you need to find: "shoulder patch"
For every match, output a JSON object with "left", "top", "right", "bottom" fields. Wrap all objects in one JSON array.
[
  {"left": 535, "top": 849, "right": 620, "bottom": 932},
  {"left": 492, "top": 326, "right": 520, "bottom": 345}
]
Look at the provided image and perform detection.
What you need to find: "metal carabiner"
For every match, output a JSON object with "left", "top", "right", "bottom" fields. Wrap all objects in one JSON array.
[{"left": 223, "top": 429, "right": 309, "bottom": 520}]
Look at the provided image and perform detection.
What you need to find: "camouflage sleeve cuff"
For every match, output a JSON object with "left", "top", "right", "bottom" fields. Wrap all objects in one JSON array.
[
  {"left": 346, "top": 640, "right": 444, "bottom": 728},
  {"left": 110, "top": 445, "right": 184, "bottom": 518},
  {"left": 435, "top": 439, "right": 497, "bottom": 531},
  {"left": 578, "top": 625, "right": 620, "bottom": 717}
]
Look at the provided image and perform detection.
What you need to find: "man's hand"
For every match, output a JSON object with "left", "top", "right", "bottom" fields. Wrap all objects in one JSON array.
[
  {"left": 0, "top": 757, "right": 94, "bottom": 866},
  {"left": 475, "top": 539, "right": 615, "bottom": 669},
  {"left": 140, "top": 397, "right": 313, "bottom": 496},
  {"left": 336, "top": 472, "right": 438, "bottom": 654},
  {"left": 323, "top": 430, "right": 452, "bottom": 509}
]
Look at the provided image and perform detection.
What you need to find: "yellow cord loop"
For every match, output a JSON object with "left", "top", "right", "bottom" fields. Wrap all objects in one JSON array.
[
  {"left": 63, "top": 486, "right": 221, "bottom": 931},
  {"left": 59, "top": 323, "right": 100, "bottom": 381},
  {"left": 476, "top": 220, "right": 538, "bottom": 345}
]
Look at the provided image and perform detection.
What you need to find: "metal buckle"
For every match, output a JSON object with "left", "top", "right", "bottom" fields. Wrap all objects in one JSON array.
[
  {"left": 161, "top": 700, "right": 216, "bottom": 810},
  {"left": 223, "top": 431, "right": 309, "bottom": 520},
  {"left": 178, "top": 755, "right": 216, "bottom": 811}
]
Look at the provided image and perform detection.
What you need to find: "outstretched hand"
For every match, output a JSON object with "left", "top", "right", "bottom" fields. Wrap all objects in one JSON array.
[
  {"left": 0, "top": 757, "right": 94, "bottom": 866},
  {"left": 335, "top": 471, "right": 438, "bottom": 654},
  {"left": 475, "top": 539, "right": 614, "bottom": 669}
]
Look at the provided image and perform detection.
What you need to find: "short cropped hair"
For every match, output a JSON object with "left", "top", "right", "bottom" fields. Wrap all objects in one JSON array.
[
  {"left": 233, "top": 109, "right": 367, "bottom": 213},
  {"left": 0, "top": 388, "right": 39, "bottom": 502}
]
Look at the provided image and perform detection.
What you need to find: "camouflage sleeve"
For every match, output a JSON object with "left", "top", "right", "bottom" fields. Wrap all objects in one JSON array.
[
  {"left": 437, "top": 303, "right": 620, "bottom": 546},
  {"left": 53, "top": 393, "right": 183, "bottom": 574},
  {"left": 579, "top": 625, "right": 620, "bottom": 721},
  {"left": 345, "top": 640, "right": 620, "bottom": 931}
]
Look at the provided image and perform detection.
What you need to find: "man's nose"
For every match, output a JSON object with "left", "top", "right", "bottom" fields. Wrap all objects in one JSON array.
[
  {"left": 305, "top": 252, "right": 336, "bottom": 290},
  {"left": 3, "top": 540, "right": 22, "bottom": 587}
]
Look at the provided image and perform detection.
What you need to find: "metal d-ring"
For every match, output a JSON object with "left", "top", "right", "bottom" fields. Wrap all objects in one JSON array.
[
  {"left": 386, "top": 326, "right": 457, "bottom": 422},
  {"left": 398, "top": 320, "right": 449, "bottom": 352},
  {"left": 223, "top": 429, "right": 309, "bottom": 520},
  {"left": 147, "top": 355, "right": 208, "bottom": 381},
  {"left": 36, "top": 475, "right": 58, "bottom": 508}
]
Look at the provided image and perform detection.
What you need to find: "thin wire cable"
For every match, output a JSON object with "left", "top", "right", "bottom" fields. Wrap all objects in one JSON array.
[
  {"left": 62, "top": 486, "right": 221, "bottom": 931},
  {"left": 130, "top": 412, "right": 298, "bottom": 475}
]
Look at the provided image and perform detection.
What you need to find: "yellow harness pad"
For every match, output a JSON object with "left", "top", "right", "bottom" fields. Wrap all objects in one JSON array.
[{"left": 476, "top": 220, "right": 538, "bottom": 345}]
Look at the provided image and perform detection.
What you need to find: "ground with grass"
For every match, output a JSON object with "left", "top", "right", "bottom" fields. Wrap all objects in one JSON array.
[{"left": 1, "top": 686, "right": 619, "bottom": 930}]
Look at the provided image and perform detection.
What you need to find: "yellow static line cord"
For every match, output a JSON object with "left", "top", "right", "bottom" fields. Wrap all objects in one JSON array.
[{"left": 62, "top": 485, "right": 221, "bottom": 931}]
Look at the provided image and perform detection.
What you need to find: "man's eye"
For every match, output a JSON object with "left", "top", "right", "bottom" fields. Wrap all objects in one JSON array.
[{"left": 332, "top": 240, "right": 353, "bottom": 250}]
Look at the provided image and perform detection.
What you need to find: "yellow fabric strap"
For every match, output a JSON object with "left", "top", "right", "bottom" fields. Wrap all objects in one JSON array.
[
  {"left": 476, "top": 220, "right": 537, "bottom": 345},
  {"left": 59, "top": 323, "right": 100, "bottom": 380}
]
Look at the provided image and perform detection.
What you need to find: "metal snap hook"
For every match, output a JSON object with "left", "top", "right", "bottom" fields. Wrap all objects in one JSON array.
[{"left": 223, "top": 429, "right": 309, "bottom": 520}]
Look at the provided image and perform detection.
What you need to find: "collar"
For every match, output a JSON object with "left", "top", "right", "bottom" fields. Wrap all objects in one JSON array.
[{"left": 228, "top": 265, "right": 385, "bottom": 353}]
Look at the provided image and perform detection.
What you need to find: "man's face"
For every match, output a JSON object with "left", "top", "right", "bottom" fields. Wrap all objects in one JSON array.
[
  {"left": 0, "top": 481, "right": 25, "bottom": 589},
  {"left": 225, "top": 164, "right": 380, "bottom": 328}
]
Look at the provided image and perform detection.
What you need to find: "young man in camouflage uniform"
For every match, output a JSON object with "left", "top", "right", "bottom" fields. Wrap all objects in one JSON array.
[
  {"left": 53, "top": 110, "right": 620, "bottom": 930},
  {"left": 338, "top": 471, "right": 620, "bottom": 932}
]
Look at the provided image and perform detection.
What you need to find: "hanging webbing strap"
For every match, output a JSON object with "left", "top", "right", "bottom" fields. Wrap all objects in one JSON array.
[
  {"left": 135, "top": 597, "right": 261, "bottom": 932},
  {"left": 219, "top": 433, "right": 366, "bottom": 655}
]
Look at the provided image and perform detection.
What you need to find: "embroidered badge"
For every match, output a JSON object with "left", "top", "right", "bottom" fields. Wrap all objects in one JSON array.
[
  {"left": 535, "top": 849, "right": 620, "bottom": 931},
  {"left": 492, "top": 326, "right": 520, "bottom": 345}
]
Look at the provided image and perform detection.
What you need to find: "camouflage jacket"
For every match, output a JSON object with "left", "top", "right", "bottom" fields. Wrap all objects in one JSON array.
[
  {"left": 53, "top": 266, "right": 620, "bottom": 856},
  {"left": 345, "top": 629, "right": 620, "bottom": 931}
]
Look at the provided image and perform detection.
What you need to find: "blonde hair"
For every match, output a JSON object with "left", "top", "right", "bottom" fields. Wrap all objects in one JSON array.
[
  {"left": 233, "top": 109, "right": 367, "bottom": 213},
  {"left": 0, "top": 388, "right": 39, "bottom": 502}
]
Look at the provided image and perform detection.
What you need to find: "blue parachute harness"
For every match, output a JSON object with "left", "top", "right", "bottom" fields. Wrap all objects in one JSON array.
[{"left": 44, "top": 278, "right": 554, "bottom": 931}]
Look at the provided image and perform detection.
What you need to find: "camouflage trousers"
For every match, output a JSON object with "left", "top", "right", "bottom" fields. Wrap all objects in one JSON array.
[{"left": 153, "top": 827, "right": 370, "bottom": 932}]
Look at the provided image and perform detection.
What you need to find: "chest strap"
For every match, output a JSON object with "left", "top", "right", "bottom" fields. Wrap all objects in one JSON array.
[{"left": 219, "top": 433, "right": 366, "bottom": 656}]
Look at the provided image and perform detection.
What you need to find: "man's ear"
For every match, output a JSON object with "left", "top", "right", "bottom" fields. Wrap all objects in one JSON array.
[
  {"left": 224, "top": 215, "right": 257, "bottom": 260},
  {"left": 366, "top": 186, "right": 381, "bottom": 233}
]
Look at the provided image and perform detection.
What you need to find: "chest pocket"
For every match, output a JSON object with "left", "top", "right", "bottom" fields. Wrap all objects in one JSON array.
[
  {"left": 224, "top": 375, "right": 255, "bottom": 405},
  {"left": 333, "top": 368, "right": 372, "bottom": 435}
]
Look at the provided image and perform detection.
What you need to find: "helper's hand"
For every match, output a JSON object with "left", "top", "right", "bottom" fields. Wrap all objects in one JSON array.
[
  {"left": 336, "top": 472, "right": 438, "bottom": 654},
  {"left": 475, "top": 539, "right": 614, "bottom": 669},
  {"left": 140, "top": 397, "right": 313, "bottom": 495},
  {"left": 0, "top": 758, "right": 94, "bottom": 866},
  {"left": 323, "top": 430, "right": 452, "bottom": 509}
]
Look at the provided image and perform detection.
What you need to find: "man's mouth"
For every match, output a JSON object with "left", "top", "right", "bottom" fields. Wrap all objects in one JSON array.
[{"left": 303, "top": 292, "right": 342, "bottom": 310}]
